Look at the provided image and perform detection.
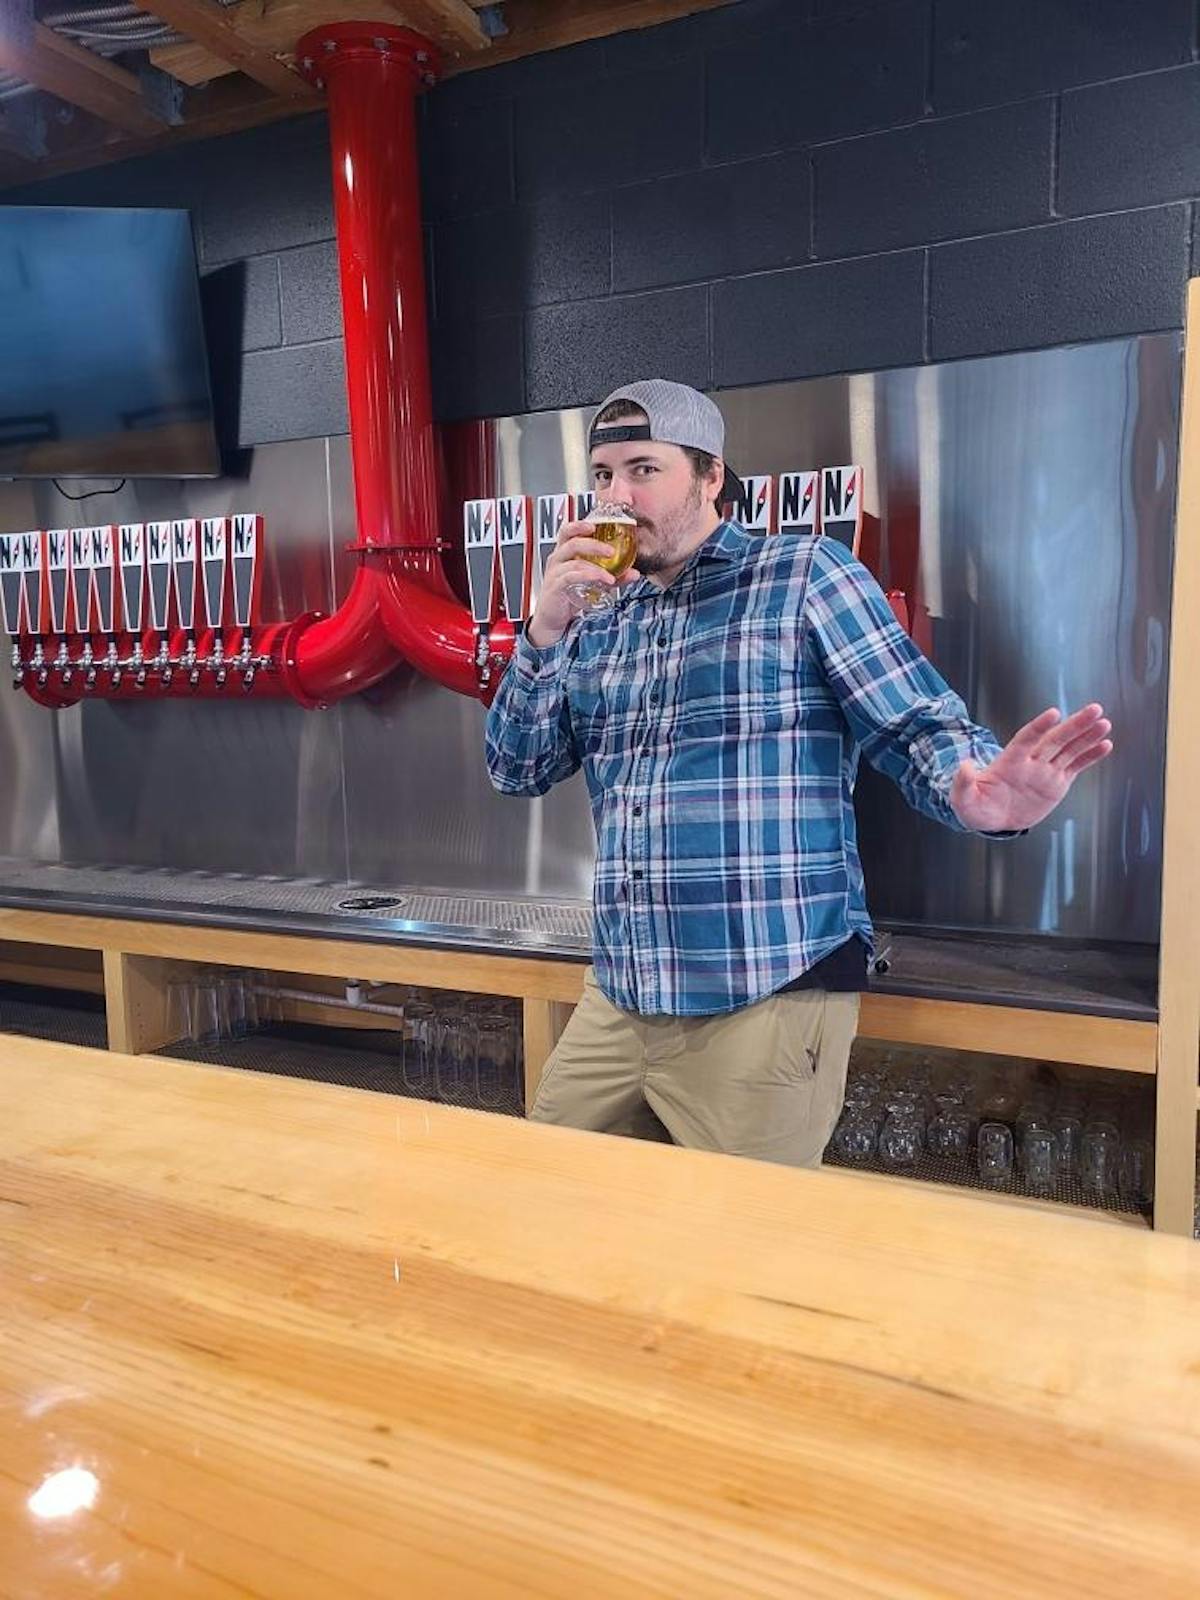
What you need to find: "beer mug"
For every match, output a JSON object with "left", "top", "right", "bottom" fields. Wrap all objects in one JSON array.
[{"left": 568, "top": 500, "right": 638, "bottom": 612}]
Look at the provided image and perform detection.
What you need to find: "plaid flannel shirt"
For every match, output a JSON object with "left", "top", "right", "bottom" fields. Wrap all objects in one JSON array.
[{"left": 485, "top": 521, "right": 1006, "bottom": 1016}]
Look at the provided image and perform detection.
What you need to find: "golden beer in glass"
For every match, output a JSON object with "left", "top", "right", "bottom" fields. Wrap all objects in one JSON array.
[{"left": 573, "top": 501, "right": 637, "bottom": 609}]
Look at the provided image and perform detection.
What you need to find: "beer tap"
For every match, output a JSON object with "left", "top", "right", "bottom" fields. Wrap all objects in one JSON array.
[
  {"left": 103, "top": 637, "right": 121, "bottom": 690},
  {"left": 182, "top": 632, "right": 199, "bottom": 687},
  {"left": 10, "top": 639, "right": 22, "bottom": 688},
  {"left": 54, "top": 640, "right": 72, "bottom": 685},
  {"left": 31, "top": 639, "right": 48, "bottom": 691},
  {"left": 208, "top": 632, "right": 227, "bottom": 688},
  {"left": 154, "top": 635, "right": 173, "bottom": 687},
  {"left": 130, "top": 636, "right": 147, "bottom": 690},
  {"left": 80, "top": 637, "right": 97, "bottom": 692}
]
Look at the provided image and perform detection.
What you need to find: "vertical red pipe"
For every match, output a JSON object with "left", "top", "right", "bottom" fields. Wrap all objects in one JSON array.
[{"left": 297, "top": 23, "right": 442, "bottom": 559}]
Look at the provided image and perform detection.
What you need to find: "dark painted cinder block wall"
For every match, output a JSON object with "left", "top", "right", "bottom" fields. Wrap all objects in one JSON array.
[{"left": 9, "top": 0, "right": 1200, "bottom": 448}]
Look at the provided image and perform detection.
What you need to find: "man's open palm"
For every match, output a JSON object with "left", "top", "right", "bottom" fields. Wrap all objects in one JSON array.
[{"left": 950, "top": 704, "right": 1113, "bottom": 834}]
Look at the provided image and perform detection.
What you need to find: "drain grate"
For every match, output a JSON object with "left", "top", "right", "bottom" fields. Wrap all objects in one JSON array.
[{"left": 337, "top": 895, "right": 408, "bottom": 913}]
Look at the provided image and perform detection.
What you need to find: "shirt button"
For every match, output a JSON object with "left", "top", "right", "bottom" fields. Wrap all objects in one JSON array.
[
  {"left": 633, "top": 869, "right": 644, "bottom": 880},
  {"left": 632, "top": 804, "right": 644, "bottom": 818},
  {"left": 648, "top": 687, "right": 661, "bottom": 704}
]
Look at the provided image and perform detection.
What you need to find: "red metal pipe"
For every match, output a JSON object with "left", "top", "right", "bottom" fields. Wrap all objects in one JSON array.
[
  {"left": 297, "top": 22, "right": 441, "bottom": 558},
  {"left": 20, "top": 20, "right": 511, "bottom": 713}
]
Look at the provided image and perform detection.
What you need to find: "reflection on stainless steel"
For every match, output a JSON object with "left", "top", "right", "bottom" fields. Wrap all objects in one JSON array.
[{"left": 0, "top": 334, "right": 1178, "bottom": 943}]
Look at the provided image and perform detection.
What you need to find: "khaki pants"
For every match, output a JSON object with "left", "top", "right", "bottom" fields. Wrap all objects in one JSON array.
[{"left": 531, "top": 969, "right": 860, "bottom": 1169}]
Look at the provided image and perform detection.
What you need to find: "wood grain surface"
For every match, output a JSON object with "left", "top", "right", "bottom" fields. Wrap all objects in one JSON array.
[{"left": 1, "top": 1035, "right": 1198, "bottom": 1597}]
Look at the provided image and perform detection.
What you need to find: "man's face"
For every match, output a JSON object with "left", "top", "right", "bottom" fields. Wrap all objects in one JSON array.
[{"left": 589, "top": 420, "right": 719, "bottom": 576}]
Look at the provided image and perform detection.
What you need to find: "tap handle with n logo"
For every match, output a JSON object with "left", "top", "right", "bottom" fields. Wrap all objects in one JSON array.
[
  {"left": 0, "top": 532, "right": 25, "bottom": 638},
  {"left": 230, "top": 514, "right": 263, "bottom": 629},
  {"left": 496, "top": 495, "right": 533, "bottom": 624},
  {"left": 171, "top": 519, "right": 198, "bottom": 632},
  {"left": 200, "top": 517, "right": 229, "bottom": 629},
  {"left": 69, "top": 526, "right": 97, "bottom": 634},
  {"left": 145, "top": 522, "right": 173, "bottom": 633},
  {"left": 820, "top": 465, "right": 864, "bottom": 557},
  {"left": 533, "top": 494, "right": 573, "bottom": 602},
  {"left": 118, "top": 524, "right": 146, "bottom": 634},
  {"left": 46, "top": 529, "right": 70, "bottom": 634},
  {"left": 89, "top": 524, "right": 119, "bottom": 635},
  {"left": 19, "top": 531, "right": 46, "bottom": 637},
  {"left": 777, "top": 471, "right": 820, "bottom": 535},
  {"left": 463, "top": 499, "right": 498, "bottom": 626}
]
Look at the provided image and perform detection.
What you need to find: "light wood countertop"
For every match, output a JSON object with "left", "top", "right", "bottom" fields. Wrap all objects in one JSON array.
[{"left": 1, "top": 1034, "right": 1198, "bottom": 1597}]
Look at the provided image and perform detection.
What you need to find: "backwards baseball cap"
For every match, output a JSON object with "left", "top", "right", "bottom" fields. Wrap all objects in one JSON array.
[{"left": 588, "top": 378, "right": 745, "bottom": 510}]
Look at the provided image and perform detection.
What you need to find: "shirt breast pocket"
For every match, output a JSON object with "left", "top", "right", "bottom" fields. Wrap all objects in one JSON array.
[{"left": 681, "top": 616, "right": 791, "bottom": 740}]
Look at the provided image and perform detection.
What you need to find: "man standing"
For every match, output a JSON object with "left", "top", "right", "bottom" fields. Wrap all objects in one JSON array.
[{"left": 485, "top": 379, "right": 1112, "bottom": 1167}]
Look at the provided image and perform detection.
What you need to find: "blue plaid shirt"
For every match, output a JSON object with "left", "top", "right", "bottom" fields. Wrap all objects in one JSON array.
[{"left": 486, "top": 522, "right": 1006, "bottom": 1016}]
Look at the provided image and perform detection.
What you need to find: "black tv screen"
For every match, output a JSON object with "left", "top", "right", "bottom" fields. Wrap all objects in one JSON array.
[{"left": 0, "top": 206, "right": 219, "bottom": 478}]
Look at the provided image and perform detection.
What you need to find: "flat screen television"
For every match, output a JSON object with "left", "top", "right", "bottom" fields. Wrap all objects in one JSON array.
[{"left": 0, "top": 205, "right": 220, "bottom": 479}]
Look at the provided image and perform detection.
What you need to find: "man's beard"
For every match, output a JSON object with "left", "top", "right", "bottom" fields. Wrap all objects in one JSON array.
[{"left": 633, "top": 478, "right": 706, "bottom": 574}]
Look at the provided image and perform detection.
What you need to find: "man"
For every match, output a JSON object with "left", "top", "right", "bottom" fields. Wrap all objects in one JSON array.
[{"left": 485, "top": 379, "right": 1112, "bottom": 1167}]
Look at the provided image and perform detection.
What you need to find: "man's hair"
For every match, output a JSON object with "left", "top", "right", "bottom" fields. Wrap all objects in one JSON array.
[{"left": 593, "top": 397, "right": 717, "bottom": 490}]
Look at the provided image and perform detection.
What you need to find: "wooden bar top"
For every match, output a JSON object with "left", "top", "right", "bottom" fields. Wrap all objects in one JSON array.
[{"left": 1, "top": 1035, "right": 1198, "bottom": 1598}]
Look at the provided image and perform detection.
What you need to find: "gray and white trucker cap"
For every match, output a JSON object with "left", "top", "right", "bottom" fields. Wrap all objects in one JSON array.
[{"left": 588, "top": 378, "right": 745, "bottom": 507}]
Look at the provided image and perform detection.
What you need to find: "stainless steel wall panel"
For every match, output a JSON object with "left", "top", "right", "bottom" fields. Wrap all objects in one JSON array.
[{"left": 0, "top": 335, "right": 1178, "bottom": 942}]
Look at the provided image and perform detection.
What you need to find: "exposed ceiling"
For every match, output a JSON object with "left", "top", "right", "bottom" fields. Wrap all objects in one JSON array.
[{"left": 0, "top": 0, "right": 738, "bottom": 188}]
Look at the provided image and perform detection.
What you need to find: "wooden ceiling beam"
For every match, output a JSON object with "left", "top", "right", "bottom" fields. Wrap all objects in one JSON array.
[
  {"left": 0, "top": 22, "right": 166, "bottom": 138},
  {"left": 140, "top": 0, "right": 322, "bottom": 101},
  {"left": 380, "top": 0, "right": 490, "bottom": 53},
  {"left": 446, "top": 0, "right": 737, "bottom": 73},
  {"left": 0, "top": 74, "right": 304, "bottom": 191}
]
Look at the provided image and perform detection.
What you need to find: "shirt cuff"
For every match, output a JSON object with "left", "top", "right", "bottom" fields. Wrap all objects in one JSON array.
[{"left": 512, "top": 628, "right": 571, "bottom": 686}]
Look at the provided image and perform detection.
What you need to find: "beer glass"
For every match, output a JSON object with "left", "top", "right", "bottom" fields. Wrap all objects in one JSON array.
[{"left": 568, "top": 500, "right": 638, "bottom": 611}]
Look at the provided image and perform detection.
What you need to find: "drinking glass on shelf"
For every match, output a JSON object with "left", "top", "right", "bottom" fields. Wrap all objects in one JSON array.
[
  {"left": 878, "top": 1112, "right": 922, "bottom": 1169},
  {"left": 831, "top": 1107, "right": 878, "bottom": 1164},
  {"left": 475, "top": 1012, "right": 519, "bottom": 1112},
  {"left": 1020, "top": 1126, "right": 1058, "bottom": 1197},
  {"left": 401, "top": 1000, "right": 437, "bottom": 1097},
  {"left": 434, "top": 994, "right": 473, "bottom": 1106},
  {"left": 1080, "top": 1122, "right": 1121, "bottom": 1198},
  {"left": 928, "top": 1106, "right": 972, "bottom": 1161},
  {"left": 1118, "top": 1138, "right": 1154, "bottom": 1209},
  {"left": 977, "top": 1121, "right": 1014, "bottom": 1187},
  {"left": 219, "top": 971, "right": 251, "bottom": 1040},
  {"left": 165, "top": 977, "right": 194, "bottom": 1046},
  {"left": 1051, "top": 1112, "right": 1083, "bottom": 1178},
  {"left": 190, "top": 975, "right": 223, "bottom": 1046}
]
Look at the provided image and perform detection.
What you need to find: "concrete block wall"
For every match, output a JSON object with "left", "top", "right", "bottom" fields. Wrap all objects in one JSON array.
[{"left": 7, "top": 0, "right": 1199, "bottom": 444}]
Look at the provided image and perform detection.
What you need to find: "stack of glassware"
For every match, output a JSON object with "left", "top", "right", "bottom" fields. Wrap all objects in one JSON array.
[
  {"left": 399, "top": 990, "right": 524, "bottom": 1116},
  {"left": 827, "top": 1052, "right": 1154, "bottom": 1211}
]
